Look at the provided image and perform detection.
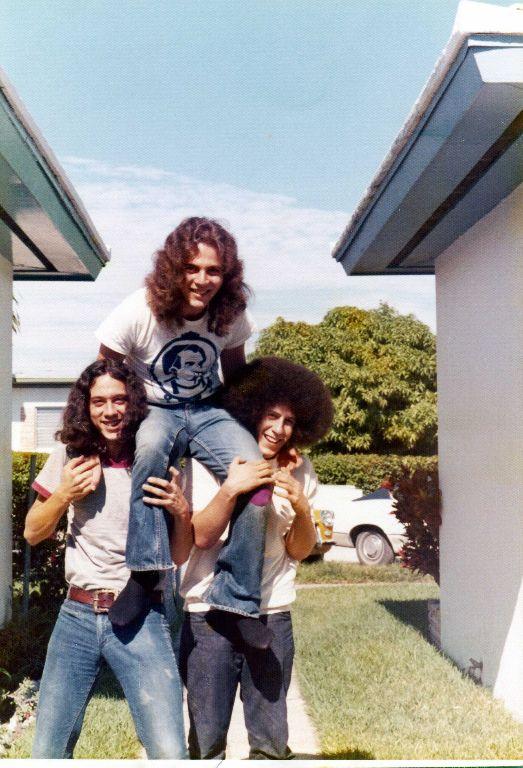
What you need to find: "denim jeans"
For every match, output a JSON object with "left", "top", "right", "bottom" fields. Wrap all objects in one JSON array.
[
  {"left": 179, "top": 610, "right": 294, "bottom": 759},
  {"left": 32, "top": 599, "right": 187, "bottom": 759},
  {"left": 127, "top": 400, "right": 269, "bottom": 617}
]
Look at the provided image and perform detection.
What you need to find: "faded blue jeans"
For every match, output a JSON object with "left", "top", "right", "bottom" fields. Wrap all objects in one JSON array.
[
  {"left": 126, "top": 400, "right": 269, "bottom": 617},
  {"left": 179, "top": 610, "right": 294, "bottom": 759},
  {"left": 32, "top": 599, "right": 187, "bottom": 759}
]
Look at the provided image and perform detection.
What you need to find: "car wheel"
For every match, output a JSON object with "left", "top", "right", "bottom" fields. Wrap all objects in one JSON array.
[{"left": 355, "top": 530, "right": 394, "bottom": 566}]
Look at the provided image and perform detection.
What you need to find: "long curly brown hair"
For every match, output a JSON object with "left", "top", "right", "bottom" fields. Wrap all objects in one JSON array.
[
  {"left": 57, "top": 359, "right": 148, "bottom": 460},
  {"left": 220, "top": 356, "right": 334, "bottom": 449},
  {"left": 145, "top": 217, "right": 250, "bottom": 336}
]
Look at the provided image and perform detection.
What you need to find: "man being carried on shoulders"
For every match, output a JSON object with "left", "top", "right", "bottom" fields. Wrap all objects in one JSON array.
[{"left": 96, "top": 217, "right": 273, "bottom": 649}]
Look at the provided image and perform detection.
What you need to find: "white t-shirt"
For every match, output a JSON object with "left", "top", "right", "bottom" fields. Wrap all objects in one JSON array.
[
  {"left": 95, "top": 287, "right": 256, "bottom": 405},
  {"left": 33, "top": 444, "right": 133, "bottom": 592},
  {"left": 180, "top": 455, "right": 318, "bottom": 614}
]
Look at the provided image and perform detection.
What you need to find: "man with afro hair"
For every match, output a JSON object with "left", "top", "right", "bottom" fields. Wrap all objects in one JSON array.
[{"left": 179, "top": 356, "right": 333, "bottom": 760}]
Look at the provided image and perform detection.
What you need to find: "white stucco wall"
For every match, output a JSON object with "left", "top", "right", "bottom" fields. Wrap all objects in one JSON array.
[
  {"left": 435, "top": 183, "right": 523, "bottom": 721},
  {"left": 11, "top": 385, "right": 70, "bottom": 451},
  {"left": 0, "top": 255, "right": 13, "bottom": 627}
]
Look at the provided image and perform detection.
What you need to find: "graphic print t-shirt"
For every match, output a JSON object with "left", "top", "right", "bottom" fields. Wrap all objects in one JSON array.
[{"left": 95, "top": 288, "right": 256, "bottom": 405}]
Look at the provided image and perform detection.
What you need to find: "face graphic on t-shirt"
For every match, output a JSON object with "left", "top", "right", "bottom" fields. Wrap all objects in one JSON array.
[{"left": 149, "top": 331, "right": 219, "bottom": 402}]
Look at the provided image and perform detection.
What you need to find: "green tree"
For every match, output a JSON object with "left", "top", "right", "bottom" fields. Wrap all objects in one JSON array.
[{"left": 254, "top": 304, "right": 437, "bottom": 455}]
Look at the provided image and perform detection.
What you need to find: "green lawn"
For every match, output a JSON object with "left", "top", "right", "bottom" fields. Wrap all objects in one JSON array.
[
  {"left": 297, "top": 558, "right": 431, "bottom": 585},
  {"left": 293, "top": 582, "right": 523, "bottom": 760},
  {"left": 6, "top": 579, "right": 523, "bottom": 760},
  {"left": 8, "top": 666, "right": 142, "bottom": 759}
]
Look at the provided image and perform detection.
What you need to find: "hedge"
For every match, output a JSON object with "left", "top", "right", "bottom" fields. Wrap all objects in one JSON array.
[
  {"left": 12, "top": 450, "right": 438, "bottom": 597},
  {"left": 309, "top": 452, "right": 438, "bottom": 494},
  {"left": 12, "top": 452, "right": 66, "bottom": 602}
]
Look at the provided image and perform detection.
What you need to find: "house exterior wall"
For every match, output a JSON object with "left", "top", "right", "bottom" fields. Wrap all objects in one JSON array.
[
  {"left": 0, "top": 256, "right": 13, "bottom": 627},
  {"left": 12, "top": 385, "right": 70, "bottom": 452},
  {"left": 435, "top": 183, "right": 523, "bottom": 721}
]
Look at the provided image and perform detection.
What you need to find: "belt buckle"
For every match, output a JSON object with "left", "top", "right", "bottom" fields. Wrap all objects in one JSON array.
[{"left": 92, "top": 589, "right": 117, "bottom": 614}]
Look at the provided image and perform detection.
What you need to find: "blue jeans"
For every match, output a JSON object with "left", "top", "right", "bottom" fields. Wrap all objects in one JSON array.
[
  {"left": 179, "top": 611, "right": 294, "bottom": 759},
  {"left": 127, "top": 400, "right": 268, "bottom": 617},
  {"left": 32, "top": 599, "right": 187, "bottom": 759}
]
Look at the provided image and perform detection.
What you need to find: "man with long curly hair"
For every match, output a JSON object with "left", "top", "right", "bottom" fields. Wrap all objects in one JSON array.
[
  {"left": 96, "top": 217, "right": 274, "bottom": 648},
  {"left": 179, "top": 357, "right": 333, "bottom": 759},
  {"left": 24, "top": 359, "right": 191, "bottom": 759}
]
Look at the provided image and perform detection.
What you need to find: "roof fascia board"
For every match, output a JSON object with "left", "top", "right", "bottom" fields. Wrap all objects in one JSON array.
[
  {"left": 396, "top": 133, "right": 522, "bottom": 271},
  {"left": 335, "top": 40, "right": 523, "bottom": 275},
  {"left": 0, "top": 102, "right": 105, "bottom": 278},
  {"left": 337, "top": 44, "right": 485, "bottom": 274},
  {"left": 333, "top": 33, "right": 523, "bottom": 270},
  {"left": 351, "top": 79, "right": 523, "bottom": 274}
]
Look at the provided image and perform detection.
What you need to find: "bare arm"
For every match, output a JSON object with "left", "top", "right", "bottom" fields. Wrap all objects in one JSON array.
[
  {"left": 24, "top": 456, "right": 100, "bottom": 546},
  {"left": 220, "top": 344, "right": 246, "bottom": 385},
  {"left": 192, "top": 458, "right": 274, "bottom": 549},
  {"left": 98, "top": 344, "right": 125, "bottom": 363},
  {"left": 274, "top": 469, "right": 317, "bottom": 561},
  {"left": 142, "top": 467, "right": 193, "bottom": 566}
]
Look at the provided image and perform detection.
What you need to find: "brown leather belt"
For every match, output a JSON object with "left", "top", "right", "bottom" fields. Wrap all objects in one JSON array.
[{"left": 67, "top": 585, "right": 163, "bottom": 613}]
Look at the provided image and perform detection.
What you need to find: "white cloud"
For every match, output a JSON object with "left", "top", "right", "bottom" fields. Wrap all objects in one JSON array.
[{"left": 13, "top": 158, "right": 435, "bottom": 376}]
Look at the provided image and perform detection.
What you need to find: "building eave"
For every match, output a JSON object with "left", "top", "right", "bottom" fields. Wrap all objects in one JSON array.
[
  {"left": 332, "top": 1, "right": 523, "bottom": 276},
  {"left": 0, "top": 67, "right": 110, "bottom": 280}
]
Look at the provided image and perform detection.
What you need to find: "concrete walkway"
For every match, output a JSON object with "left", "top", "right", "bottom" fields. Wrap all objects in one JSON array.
[{"left": 182, "top": 669, "right": 320, "bottom": 760}]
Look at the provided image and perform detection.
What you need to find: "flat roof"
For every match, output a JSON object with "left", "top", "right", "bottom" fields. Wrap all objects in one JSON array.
[
  {"left": 333, "top": 1, "right": 523, "bottom": 276},
  {"left": 0, "top": 67, "right": 110, "bottom": 280}
]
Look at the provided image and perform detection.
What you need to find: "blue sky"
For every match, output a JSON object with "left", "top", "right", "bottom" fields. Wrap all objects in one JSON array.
[{"left": 2, "top": 0, "right": 507, "bottom": 376}]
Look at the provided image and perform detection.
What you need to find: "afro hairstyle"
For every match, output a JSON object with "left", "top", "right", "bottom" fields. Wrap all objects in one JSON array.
[{"left": 221, "top": 356, "right": 333, "bottom": 449}]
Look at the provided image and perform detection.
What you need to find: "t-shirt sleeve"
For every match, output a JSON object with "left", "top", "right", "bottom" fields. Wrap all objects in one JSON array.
[
  {"left": 32, "top": 444, "right": 68, "bottom": 499},
  {"left": 303, "top": 458, "right": 318, "bottom": 510},
  {"left": 223, "top": 310, "right": 257, "bottom": 350},
  {"left": 187, "top": 460, "right": 221, "bottom": 512},
  {"left": 95, "top": 290, "right": 144, "bottom": 356}
]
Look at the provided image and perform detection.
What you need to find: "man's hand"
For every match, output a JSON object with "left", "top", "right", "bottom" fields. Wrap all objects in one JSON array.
[
  {"left": 58, "top": 456, "right": 101, "bottom": 503},
  {"left": 142, "top": 467, "right": 190, "bottom": 518},
  {"left": 222, "top": 457, "right": 275, "bottom": 498},
  {"left": 273, "top": 468, "right": 309, "bottom": 516}
]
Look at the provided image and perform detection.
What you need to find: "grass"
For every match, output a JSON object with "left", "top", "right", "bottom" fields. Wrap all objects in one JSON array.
[
  {"left": 296, "top": 558, "right": 432, "bottom": 585},
  {"left": 293, "top": 582, "right": 523, "bottom": 760},
  {"left": 8, "top": 666, "right": 142, "bottom": 759}
]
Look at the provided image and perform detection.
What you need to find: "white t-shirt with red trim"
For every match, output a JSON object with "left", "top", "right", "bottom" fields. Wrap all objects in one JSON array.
[
  {"left": 95, "top": 288, "right": 256, "bottom": 405},
  {"left": 180, "top": 455, "right": 318, "bottom": 614}
]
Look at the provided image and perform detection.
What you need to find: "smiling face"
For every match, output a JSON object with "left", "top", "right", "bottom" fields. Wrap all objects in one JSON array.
[
  {"left": 180, "top": 242, "right": 224, "bottom": 319},
  {"left": 89, "top": 374, "right": 129, "bottom": 447},
  {"left": 257, "top": 403, "right": 296, "bottom": 459}
]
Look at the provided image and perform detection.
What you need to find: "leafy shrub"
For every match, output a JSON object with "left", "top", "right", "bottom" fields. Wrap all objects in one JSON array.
[
  {"left": 392, "top": 468, "right": 441, "bottom": 583},
  {"left": 310, "top": 452, "right": 437, "bottom": 493},
  {"left": 0, "top": 603, "right": 58, "bottom": 721},
  {"left": 12, "top": 452, "right": 66, "bottom": 603}
]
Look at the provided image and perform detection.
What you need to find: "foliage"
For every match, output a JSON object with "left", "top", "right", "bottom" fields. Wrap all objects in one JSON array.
[
  {"left": 296, "top": 560, "right": 431, "bottom": 585},
  {"left": 0, "top": 602, "right": 58, "bottom": 722},
  {"left": 310, "top": 452, "right": 437, "bottom": 494},
  {"left": 8, "top": 666, "right": 142, "bottom": 759},
  {"left": 254, "top": 304, "right": 437, "bottom": 454},
  {"left": 12, "top": 452, "right": 66, "bottom": 603},
  {"left": 294, "top": 584, "right": 523, "bottom": 759},
  {"left": 392, "top": 468, "right": 441, "bottom": 583}
]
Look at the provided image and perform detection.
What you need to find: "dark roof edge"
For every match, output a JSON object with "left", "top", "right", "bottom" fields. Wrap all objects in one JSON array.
[
  {"left": 332, "top": 1, "right": 523, "bottom": 263},
  {"left": 0, "top": 67, "right": 110, "bottom": 267}
]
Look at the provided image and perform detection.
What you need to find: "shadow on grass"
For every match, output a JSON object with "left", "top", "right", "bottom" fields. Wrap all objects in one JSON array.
[
  {"left": 92, "top": 663, "right": 126, "bottom": 700},
  {"left": 296, "top": 749, "right": 375, "bottom": 759},
  {"left": 379, "top": 598, "right": 431, "bottom": 642}
]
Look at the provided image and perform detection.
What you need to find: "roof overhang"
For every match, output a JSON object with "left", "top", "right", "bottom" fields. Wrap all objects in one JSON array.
[
  {"left": 333, "top": 1, "right": 523, "bottom": 276},
  {"left": 0, "top": 67, "right": 110, "bottom": 280}
]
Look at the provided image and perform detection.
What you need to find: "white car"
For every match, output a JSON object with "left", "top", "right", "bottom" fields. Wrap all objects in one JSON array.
[{"left": 314, "top": 484, "right": 406, "bottom": 566}]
